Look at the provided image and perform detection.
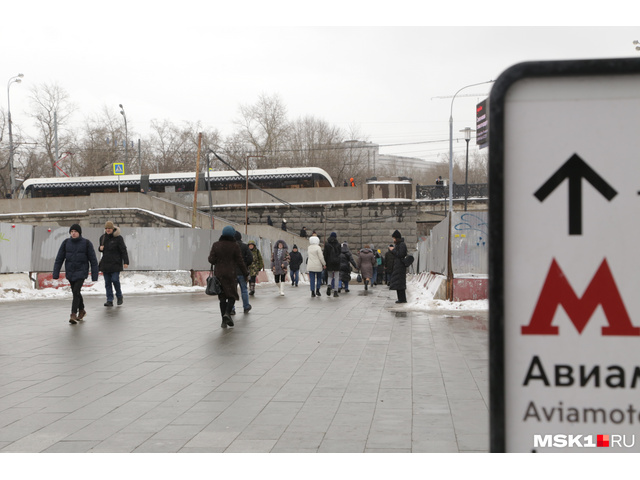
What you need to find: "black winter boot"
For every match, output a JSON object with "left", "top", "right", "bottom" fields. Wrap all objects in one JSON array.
[
  {"left": 326, "top": 286, "right": 331, "bottom": 296},
  {"left": 311, "top": 291, "right": 316, "bottom": 297},
  {"left": 316, "top": 290, "right": 321, "bottom": 297},
  {"left": 333, "top": 291, "right": 339, "bottom": 297}
]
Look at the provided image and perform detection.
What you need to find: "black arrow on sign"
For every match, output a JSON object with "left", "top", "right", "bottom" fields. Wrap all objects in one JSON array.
[{"left": 534, "top": 153, "right": 617, "bottom": 235}]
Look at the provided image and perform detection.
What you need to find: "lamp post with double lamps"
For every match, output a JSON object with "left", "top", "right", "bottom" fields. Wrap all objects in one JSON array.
[
  {"left": 7, "top": 73, "right": 24, "bottom": 198},
  {"left": 460, "top": 126, "right": 475, "bottom": 211},
  {"left": 119, "top": 104, "right": 128, "bottom": 173}
]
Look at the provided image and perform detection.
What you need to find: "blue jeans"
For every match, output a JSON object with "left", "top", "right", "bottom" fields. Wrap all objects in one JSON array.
[
  {"left": 372, "top": 267, "right": 378, "bottom": 285},
  {"left": 237, "top": 275, "right": 250, "bottom": 310},
  {"left": 103, "top": 271, "right": 122, "bottom": 302},
  {"left": 290, "top": 269, "right": 299, "bottom": 286},
  {"left": 309, "top": 271, "right": 321, "bottom": 292}
]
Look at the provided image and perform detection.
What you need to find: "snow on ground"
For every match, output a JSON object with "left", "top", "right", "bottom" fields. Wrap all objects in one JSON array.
[{"left": 0, "top": 272, "right": 487, "bottom": 312}]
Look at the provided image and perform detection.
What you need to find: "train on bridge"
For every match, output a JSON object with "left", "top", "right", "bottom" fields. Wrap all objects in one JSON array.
[{"left": 18, "top": 167, "right": 335, "bottom": 198}]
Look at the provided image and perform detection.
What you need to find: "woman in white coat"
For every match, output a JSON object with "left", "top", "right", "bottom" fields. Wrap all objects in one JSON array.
[{"left": 307, "top": 235, "right": 326, "bottom": 298}]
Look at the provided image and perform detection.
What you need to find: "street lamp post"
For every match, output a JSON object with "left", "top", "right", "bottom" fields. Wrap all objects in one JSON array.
[
  {"left": 448, "top": 80, "right": 494, "bottom": 213},
  {"left": 447, "top": 80, "right": 493, "bottom": 301},
  {"left": 7, "top": 73, "right": 24, "bottom": 198},
  {"left": 460, "top": 127, "right": 475, "bottom": 211},
  {"left": 119, "top": 104, "right": 128, "bottom": 173}
]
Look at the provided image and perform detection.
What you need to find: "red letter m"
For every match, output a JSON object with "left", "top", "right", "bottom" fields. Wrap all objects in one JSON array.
[{"left": 522, "top": 258, "right": 640, "bottom": 336}]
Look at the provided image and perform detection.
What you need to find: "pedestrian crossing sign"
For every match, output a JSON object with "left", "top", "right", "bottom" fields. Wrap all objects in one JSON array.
[{"left": 113, "top": 163, "right": 125, "bottom": 175}]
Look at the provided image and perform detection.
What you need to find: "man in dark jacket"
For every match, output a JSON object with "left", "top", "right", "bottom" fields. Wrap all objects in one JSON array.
[
  {"left": 389, "top": 230, "right": 408, "bottom": 303},
  {"left": 233, "top": 230, "right": 253, "bottom": 314},
  {"left": 209, "top": 226, "right": 249, "bottom": 328},
  {"left": 99, "top": 221, "right": 129, "bottom": 307},
  {"left": 299, "top": 226, "right": 307, "bottom": 238},
  {"left": 288, "top": 244, "right": 303, "bottom": 286},
  {"left": 323, "top": 232, "right": 342, "bottom": 297},
  {"left": 53, "top": 224, "right": 99, "bottom": 324},
  {"left": 384, "top": 244, "right": 395, "bottom": 285}
]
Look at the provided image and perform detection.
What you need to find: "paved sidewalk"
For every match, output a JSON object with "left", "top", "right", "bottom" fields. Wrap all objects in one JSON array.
[{"left": 0, "top": 282, "right": 488, "bottom": 453}]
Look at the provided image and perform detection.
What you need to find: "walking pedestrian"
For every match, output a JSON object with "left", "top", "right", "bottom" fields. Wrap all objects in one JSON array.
[
  {"left": 247, "top": 240, "right": 264, "bottom": 296},
  {"left": 370, "top": 244, "right": 380, "bottom": 287},
  {"left": 52, "top": 224, "right": 99, "bottom": 324},
  {"left": 357, "top": 244, "right": 376, "bottom": 291},
  {"left": 375, "top": 249, "right": 384, "bottom": 285},
  {"left": 208, "top": 225, "right": 249, "bottom": 328},
  {"left": 390, "top": 230, "right": 408, "bottom": 303},
  {"left": 232, "top": 231, "right": 253, "bottom": 314},
  {"left": 267, "top": 215, "right": 273, "bottom": 226},
  {"left": 384, "top": 244, "right": 395, "bottom": 285},
  {"left": 281, "top": 219, "right": 287, "bottom": 231},
  {"left": 289, "top": 244, "right": 303, "bottom": 287},
  {"left": 271, "top": 240, "right": 290, "bottom": 296},
  {"left": 307, "top": 235, "right": 325, "bottom": 297},
  {"left": 98, "top": 221, "right": 129, "bottom": 307},
  {"left": 338, "top": 242, "right": 357, "bottom": 293},
  {"left": 323, "top": 232, "right": 341, "bottom": 297},
  {"left": 299, "top": 226, "right": 307, "bottom": 238}
]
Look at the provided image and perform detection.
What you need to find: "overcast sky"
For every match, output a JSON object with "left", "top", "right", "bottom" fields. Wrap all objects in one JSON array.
[{"left": 3, "top": 2, "right": 638, "bottom": 166}]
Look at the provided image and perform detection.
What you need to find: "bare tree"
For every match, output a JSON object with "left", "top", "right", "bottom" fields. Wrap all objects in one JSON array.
[
  {"left": 28, "top": 83, "right": 76, "bottom": 177},
  {"left": 233, "top": 93, "right": 290, "bottom": 167}
]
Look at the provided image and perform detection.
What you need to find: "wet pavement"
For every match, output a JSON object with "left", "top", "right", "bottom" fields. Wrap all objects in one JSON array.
[{"left": 0, "top": 283, "right": 488, "bottom": 453}]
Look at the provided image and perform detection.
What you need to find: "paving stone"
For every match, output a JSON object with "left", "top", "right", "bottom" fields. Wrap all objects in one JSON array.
[{"left": 0, "top": 287, "right": 488, "bottom": 453}]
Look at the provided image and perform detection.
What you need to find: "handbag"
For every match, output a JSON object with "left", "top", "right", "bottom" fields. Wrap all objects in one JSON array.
[
  {"left": 205, "top": 266, "right": 222, "bottom": 295},
  {"left": 356, "top": 273, "right": 362, "bottom": 283}
]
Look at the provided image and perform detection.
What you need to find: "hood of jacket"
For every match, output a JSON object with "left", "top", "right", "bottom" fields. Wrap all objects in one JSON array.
[
  {"left": 360, "top": 247, "right": 373, "bottom": 253},
  {"left": 309, "top": 236, "right": 320, "bottom": 246},
  {"left": 274, "top": 239, "right": 289, "bottom": 250},
  {"left": 341, "top": 244, "right": 351, "bottom": 253},
  {"left": 103, "top": 226, "right": 121, "bottom": 238}
]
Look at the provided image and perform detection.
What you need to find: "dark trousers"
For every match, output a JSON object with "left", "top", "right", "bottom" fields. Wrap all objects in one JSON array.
[
  {"left": 396, "top": 289, "right": 407, "bottom": 303},
  {"left": 218, "top": 295, "right": 235, "bottom": 317},
  {"left": 69, "top": 279, "right": 85, "bottom": 313}
]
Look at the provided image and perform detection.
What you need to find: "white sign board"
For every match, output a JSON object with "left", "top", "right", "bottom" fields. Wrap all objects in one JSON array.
[{"left": 490, "top": 58, "right": 640, "bottom": 452}]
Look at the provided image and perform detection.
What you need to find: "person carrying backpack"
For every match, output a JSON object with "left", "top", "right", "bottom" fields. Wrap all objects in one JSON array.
[
  {"left": 323, "top": 232, "right": 341, "bottom": 297},
  {"left": 389, "top": 230, "right": 408, "bottom": 304}
]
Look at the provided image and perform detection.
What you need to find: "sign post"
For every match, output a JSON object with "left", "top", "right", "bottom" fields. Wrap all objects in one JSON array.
[
  {"left": 113, "top": 162, "right": 124, "bottom": 193},
  {"left": 490, "top": 58, "right": 640, "bottom": 452}
]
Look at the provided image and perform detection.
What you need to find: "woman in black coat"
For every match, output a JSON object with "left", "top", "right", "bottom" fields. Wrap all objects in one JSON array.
[
  {"left": 53, "top": 224, "right": 99, "bottom": 324},
  {"left": 389, "top": 230, "right": 408, "bottom": 303},
  {"left": 208, "top": 225, "right": 249, "bottom": 328},
  {"left": 98, "top": 221, "right": 129, "bottom": 307}
]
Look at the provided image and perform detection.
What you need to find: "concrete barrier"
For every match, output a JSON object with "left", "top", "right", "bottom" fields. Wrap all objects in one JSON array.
[{"left": 453, "top": 274, "right": 488, "bottom": 302}]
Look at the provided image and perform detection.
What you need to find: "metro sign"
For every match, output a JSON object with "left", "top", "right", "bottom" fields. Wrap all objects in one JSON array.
[{"left": 489, "top": 58, "right": 640, "bottom": 453}]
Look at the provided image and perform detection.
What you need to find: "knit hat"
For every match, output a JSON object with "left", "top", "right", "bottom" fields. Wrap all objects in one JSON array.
[
  {"left": 330, "top": 232, "right": 337, "bottom": 238},
  {"left": 234, "top": 231, "right": 242, "bottom": 240},
  {"left": 105, "top": 221, "right": 114, "bottom": 229},
  {"left": 293, "top": 244, "right": 298, "bottom": 249},
  {"left": 222, "top": 225, "right": 235, "bottom": 237},
  {"left": 392, "top": 230, "right": 402, "bottom": 239},
  {"left": 69, "top": 224, "right": 82, "bottom": 235}
]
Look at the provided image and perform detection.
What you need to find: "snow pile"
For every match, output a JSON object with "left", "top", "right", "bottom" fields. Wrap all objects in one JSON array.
[{"left": 0, "top": 272, "right": 488, "bottom": 312}]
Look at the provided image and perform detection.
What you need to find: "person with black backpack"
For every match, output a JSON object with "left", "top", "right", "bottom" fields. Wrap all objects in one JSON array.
[
  {"left": 389, "top": 229, "right": 408, "bottom": 304},
  {"left": 232, "top": 230, "right": 253, "bottom": 314},
  {"left": 323, "top": 232, "right": 342, "bottom": 297}
]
